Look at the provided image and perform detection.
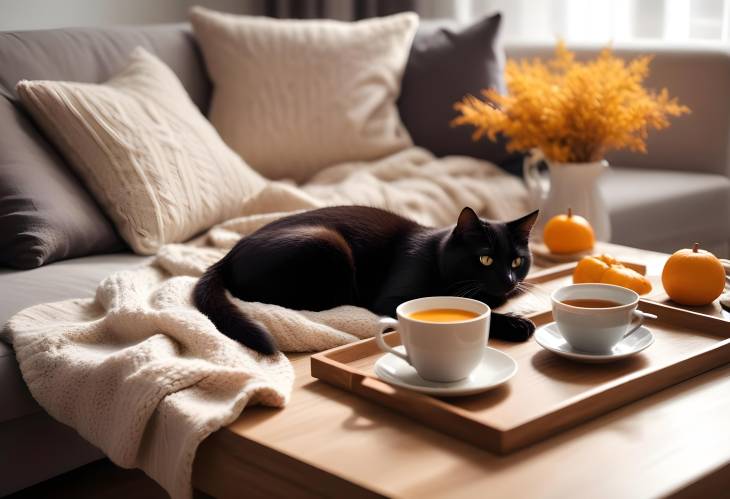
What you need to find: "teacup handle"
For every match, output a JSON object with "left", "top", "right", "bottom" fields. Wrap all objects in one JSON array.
[
  {"left": 623, "top": 310, "right": 658, "bottom": 339},
  {"left": 375, "top": 317, "right": 411, "bottom": 365}
]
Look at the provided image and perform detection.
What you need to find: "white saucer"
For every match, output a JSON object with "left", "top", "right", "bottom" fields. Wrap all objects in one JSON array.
[
  {"left": 374, "top": 346, "right": 517, "bottom": 397},
  {"left": 535, "top": 322, "right": 654, "bottom": 363}
]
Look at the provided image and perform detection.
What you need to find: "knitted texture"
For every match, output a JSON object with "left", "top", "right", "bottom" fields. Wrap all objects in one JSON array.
[
  {"left": 16, "top": 48, "right": 266, "bottom": 255},
  {"left": 3, "top": 147, "right": 528, "bottom": 499},
  {"left": 190, "top": 8, "right": 418, "bottom": 182}
]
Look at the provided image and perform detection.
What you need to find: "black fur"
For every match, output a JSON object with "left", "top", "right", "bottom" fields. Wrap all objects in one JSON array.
[
  {"left": 194, "top": 206, "right": 539, "bottom": 355},
  {"left": 193, "top": 266, "right": 278, "bottom": 354}
]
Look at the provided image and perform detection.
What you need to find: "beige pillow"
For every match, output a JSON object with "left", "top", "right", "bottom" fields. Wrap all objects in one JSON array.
[
  {"left": 190, "top": 7, "right": 418, "bottom": 183},
  {"left": 17, "top": 48, "right": 266, "bottom": 255}
]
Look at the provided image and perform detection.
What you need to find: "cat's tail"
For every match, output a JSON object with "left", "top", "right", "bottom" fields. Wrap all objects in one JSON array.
[{"left": 193, "top": 264, "right": 278, "bottom": 355}]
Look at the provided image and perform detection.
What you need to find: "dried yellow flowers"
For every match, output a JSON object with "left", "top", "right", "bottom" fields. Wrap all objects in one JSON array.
[{"left": 452, "top": 42, "right": 690, "bottom": 163}]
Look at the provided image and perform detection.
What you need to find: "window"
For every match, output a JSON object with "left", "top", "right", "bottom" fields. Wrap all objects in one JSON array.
[{"left": 417, "top": 0, "right": 729, "bottom": 44}]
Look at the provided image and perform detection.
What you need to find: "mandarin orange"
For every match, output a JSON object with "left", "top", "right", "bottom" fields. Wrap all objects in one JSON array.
[
  {"left": 661, "top": 243, "right": 725, "bottom": 306},
  {"left": 543, "top": 208, "right": 595, "bottom": 254}
]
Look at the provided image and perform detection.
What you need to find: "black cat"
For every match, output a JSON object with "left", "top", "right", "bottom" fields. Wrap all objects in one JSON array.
[{"left": 194, "top": 206, "right": 539, "bottom": 355}]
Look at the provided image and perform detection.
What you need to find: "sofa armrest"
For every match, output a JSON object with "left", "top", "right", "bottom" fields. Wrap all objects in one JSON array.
[{"left": 505, "top": 43, "right": 730, "bottom": 178}]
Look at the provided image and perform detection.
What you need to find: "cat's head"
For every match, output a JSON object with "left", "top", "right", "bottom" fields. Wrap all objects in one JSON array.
[{"left": 440, "top": 207, "right": 539, "bottom": 303}]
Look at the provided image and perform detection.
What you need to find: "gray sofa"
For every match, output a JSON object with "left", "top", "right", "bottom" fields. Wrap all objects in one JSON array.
[{"left": 1, "top": 23, "right": 730, "bottom": 496}]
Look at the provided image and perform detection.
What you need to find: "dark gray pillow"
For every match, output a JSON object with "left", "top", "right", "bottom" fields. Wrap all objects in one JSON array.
[
  {"left": 399, "top": 13, "right": 520, "bottom": 171},
  {"left": 0, "top": 24, "right": 211, "bottom": 269}
]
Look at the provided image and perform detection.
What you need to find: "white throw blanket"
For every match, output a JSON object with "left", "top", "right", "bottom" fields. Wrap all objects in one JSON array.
[{"left": 2, "top": 147, "right": 528, "bottom": 499}]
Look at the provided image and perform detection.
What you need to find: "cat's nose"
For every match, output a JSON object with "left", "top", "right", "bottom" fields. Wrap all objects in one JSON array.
[{"left": 503, "top": 273, "right": 517, "bottom": 291}]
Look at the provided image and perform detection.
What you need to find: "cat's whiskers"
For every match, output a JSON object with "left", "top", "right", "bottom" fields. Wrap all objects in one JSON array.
[
  {"left": 522, "top": 281, "right": 551, "bottom": 295},
  {"left": 467, "top": 285, "right": 488, "bottom": 299},
  {"left": 448, "top": 279, "right": 486, "bottom": 299},
  {"left": 456, "top": 285, "right": 481, "bottom": 298},
  {"left": 448, "top": 279, "right": 481, "bottom": 295},
  {"left": 508, "top": 280, "right": 542, "bottom": 300},
  {"left": 449, "top": 278, "right": 539, "bottom": 302},
  {"left": 517, "top": 280, "right": 548, "bottom": 293}
]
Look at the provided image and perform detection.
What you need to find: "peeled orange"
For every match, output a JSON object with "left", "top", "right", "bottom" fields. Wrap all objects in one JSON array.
[
  {"left": 573, "top": 256, "right": 610, "bottom": 283},
  {"left": 573, "top": 253, "right": 652, "bottom": 295},
  {"left": 600, "top": 265, "right": 653, "bottom": 295}
]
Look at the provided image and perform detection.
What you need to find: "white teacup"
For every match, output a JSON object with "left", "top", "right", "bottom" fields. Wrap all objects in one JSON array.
[
  {"left": 551, "top": 283, "right": 656, "bottom": 354},
  {"left": 375, "top": 296, "right": 491, "bottom": 382}
]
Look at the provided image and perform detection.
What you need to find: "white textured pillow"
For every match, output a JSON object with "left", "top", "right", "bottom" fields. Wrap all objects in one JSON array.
[
  {"left": 190, "top": 7, "right": 418, "bottom": 182},
  {"left": 17, "top": 48, "right": 266, "bottom": 255}
]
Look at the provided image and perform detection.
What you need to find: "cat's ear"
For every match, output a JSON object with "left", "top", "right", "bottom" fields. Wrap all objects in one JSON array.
[
  {"left": 454, "top": 207, "right": 482, "bottom": 235},
  {"left": 507, "top": 210, "right": 539, "bottom": 242}
]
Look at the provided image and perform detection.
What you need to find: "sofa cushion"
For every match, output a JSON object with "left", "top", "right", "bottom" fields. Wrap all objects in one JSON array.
[
  {"left": 0, "top": 253, "right": 147, "bottom": 425},
  {"left": 0, "top": 340, "right": 39, "bottom": 424},
  {"left": 399, "top": 13, "right": 517, "bottom": 169},
  {"left": 17, "top": 48, "right": 266, "bottom": 255},
  {"left": 191, "top": 8, "right": 418, "bottom": 183},
  {"left": 0, "top": 24, "right": 211, "bottom": 268},
  {"left": 603, "top": 167, "right": 730, "bottom": 253}
]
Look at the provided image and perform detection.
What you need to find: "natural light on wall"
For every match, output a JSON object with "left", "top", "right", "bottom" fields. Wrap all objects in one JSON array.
[{"left": 421, "top": 0, "right": 730, "bottom": 43}]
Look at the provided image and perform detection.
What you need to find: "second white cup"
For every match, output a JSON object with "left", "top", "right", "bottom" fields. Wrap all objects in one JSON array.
[{"left": 551, "top": 283, "right": 656, "bottom": 354}]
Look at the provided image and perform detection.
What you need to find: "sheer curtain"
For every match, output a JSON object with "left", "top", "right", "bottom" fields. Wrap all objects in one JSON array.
[{"left": 415, "top": 0, "right": 730, "bottom": 44}]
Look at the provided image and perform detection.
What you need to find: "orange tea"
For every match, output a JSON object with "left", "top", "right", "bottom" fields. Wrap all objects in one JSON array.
[
  {"left": 561, "top": 299, "right": 621, "bottom": 308},
  {"left": 408, "top": 308, "right": 479, "bottom": 323}
]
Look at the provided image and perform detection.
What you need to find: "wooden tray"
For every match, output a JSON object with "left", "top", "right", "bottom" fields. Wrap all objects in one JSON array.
[{"left": 311, "top": 264, "right": 730, "bottom": 454}]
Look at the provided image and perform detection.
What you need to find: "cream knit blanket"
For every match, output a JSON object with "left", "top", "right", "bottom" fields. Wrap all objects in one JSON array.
[{"left": 2, "top": 147, "right": 527, "bottom": 499}]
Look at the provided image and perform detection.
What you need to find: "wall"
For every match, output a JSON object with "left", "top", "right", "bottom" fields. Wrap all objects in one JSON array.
[{"left": 0, "top": 0, "right": 262, "bottom": 30}]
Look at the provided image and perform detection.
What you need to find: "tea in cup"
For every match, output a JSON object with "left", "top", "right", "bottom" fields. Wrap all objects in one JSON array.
[
  {"left": 551, "top": 283, "right": 657, "bottom": 354},
  {"left": 375, "top": 296, "right": 490, "bottom": 382}
]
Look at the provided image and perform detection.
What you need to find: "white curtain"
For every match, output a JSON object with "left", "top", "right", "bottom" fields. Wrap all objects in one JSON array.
[{"left": 416, "top": 0, "right": 730, "bottom": 43}]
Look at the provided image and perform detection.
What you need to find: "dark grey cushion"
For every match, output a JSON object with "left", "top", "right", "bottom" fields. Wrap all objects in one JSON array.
[
  {"left": 399, "top": 13, "right": 518, "bottom": 170},
  {"left": 0, "top": 24, "right": 211, "bottom": 269}
]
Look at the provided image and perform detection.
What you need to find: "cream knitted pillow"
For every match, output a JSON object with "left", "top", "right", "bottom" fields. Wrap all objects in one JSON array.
[
  {"left": 17, "top": 48, "right": 266, "bottom": 255},
  {"left": 190, "top": 7, "right": 418, "bottom": 183}
]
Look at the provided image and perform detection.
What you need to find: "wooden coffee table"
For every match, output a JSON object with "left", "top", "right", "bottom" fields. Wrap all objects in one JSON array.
[{"left": 192, "top": 243, "right": 730, "bottom": 498}]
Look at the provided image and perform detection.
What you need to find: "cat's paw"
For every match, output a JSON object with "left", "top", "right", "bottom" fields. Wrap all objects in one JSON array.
[{"left": 491, "top": 313, "right": 535, "bottom": 342}]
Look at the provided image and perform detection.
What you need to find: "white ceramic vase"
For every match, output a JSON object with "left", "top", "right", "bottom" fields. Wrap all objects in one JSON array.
[{"left": 524, "top": 152, "right": 611, "bottom": 242}]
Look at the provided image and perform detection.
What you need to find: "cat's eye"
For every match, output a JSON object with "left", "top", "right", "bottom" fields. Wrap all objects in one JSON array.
[
  {"left": 479, "top": 255, "right": 493, "bottom": 266},
  {"left": 512, "top": 257, "right": 523, "bottom": 269}
]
